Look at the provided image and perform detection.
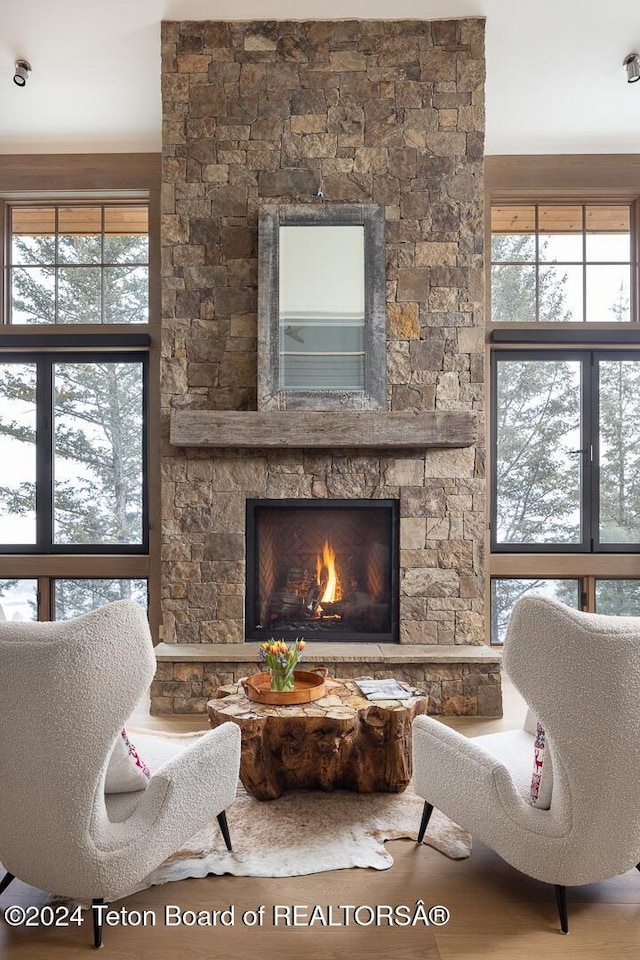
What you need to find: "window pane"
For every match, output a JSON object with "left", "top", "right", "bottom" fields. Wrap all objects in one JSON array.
[
  {"left": 58, "top": 266, "right": 102, "bottom": 323},
  {"left": 595, "top": 579, "right": 640, "bottom": 616},
  {"left": 105, "top": 206, "right": 148, "bottom": 233},
  {"left": 586, "top": 205, "right": 630, "bottom": 262},
  {"left": 495, "top": 359, "right": 582, "bottom": 544},
  {"left": 104, "top": 266, "right": 149, "bottom": 322},
  {"left": 0, "top": 363, "right": 37, "bottom": 544},
  {"left": 104, "top": 206, "right": 149, "bottom": 264},
  {"left": 586, "top": 233, "right": 630, "bottom": 263},
  {"left": 11, "top": 207, "right": 56, "bottom": 265},
  {"left": 58, "top": 234, "right": 101, "bottom": 264},
  {"left": 538, "top": 265, "right": 583, "bottom": 322},
  {"left": 538, "top": 234, "right": 582, "bottom": 262},
  {"left": 599, "top": 359, "right": 640, "bottom": 543},
  {"left": 490, "top": 205, "right": 536, "bottom": 235},
  {"left": 53, "top": 361, "right": 143, "bottom": 545},
  {"left": 491, "top": 264, "right": 536, "bottom": 321},
  {"left": 586, "top": 205, "right": 630, "bottom": 232},
  {"left": 58, "top": 206, "right": 102, "bottom": 264},
  {"left": 53, "top": 579, "right": 148, "bottom": 620},
  {"left": 11, "top": 266, "right": 55, "bottom": 323},
  {"left": 538, "top": 206, "right": 582, "bottom": 232},
  {"left": 0, "top": 579, "right": 38, "bottom": 621},
  {"left": 58, "top": 206, "right": 102, "bottom": 234},
  {"left": 586, "top": 265, "right": 630, "bottom": 323},
  {"left": 491, "top": 233, "right": 535, "bottom": 262},
  {"left": 491, "top": 578, "right": 580, "bottom": 644}
]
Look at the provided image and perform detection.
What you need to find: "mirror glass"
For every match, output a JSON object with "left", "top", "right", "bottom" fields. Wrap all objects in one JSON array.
[{"left": 278, "top": 225, "right": 365, "bottom": 390}]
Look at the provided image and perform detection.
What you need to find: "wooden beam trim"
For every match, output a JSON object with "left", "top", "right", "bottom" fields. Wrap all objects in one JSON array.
[
  {"left": 0, "top": 555, "right": 149, "bottom": 577},
  {"left": 0, "top": 154, "right": 161, "bottom": 193},
  {"left": 486, "top": 155, "right": 640, "bottom": 197},
  {"left": 490, "top": 553, "right": 640, "bottom": 577}
]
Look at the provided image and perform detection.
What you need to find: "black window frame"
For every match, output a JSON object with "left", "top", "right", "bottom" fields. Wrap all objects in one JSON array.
[
  {"left": 0, "top": 346, "right": 149, "bottom": 555},
  {"left": 491, "top": 347, "right": 640, "bottom": 554}
]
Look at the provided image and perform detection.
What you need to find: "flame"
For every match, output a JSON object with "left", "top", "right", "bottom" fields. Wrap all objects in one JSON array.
[{"left": 317, "top": 539, "right": 342, "bottom": 604}]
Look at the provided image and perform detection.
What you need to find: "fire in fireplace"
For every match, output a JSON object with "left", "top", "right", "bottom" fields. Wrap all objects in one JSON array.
[{"left": 245, "top": 499, "right": 399, "bottom": 642}]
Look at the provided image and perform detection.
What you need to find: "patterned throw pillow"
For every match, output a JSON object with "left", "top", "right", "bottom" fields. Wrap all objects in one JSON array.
[
  {"left": 105, "top": 728, "right": 151, "bottom": 794},
  {"left": 530, "top": 721, "right": 553, "bottom": 809}
]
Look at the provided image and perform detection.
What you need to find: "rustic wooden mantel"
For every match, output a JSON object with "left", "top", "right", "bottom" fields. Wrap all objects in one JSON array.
[{"left": 170, "top": 410, "right": 476, "bottom": 449}]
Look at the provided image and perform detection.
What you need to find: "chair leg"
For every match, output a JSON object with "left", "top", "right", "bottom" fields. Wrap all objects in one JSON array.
[
  {"left": 217, "top": 810, "right": 232, "bottom": 852},
  {"left": 0, "top": 872, "right": 15, "bottom": 896},
  {"left": 92, "top": 899, "right": 104, "bottom": 949},
  {"left": 554, "top": 884, "right": 569, "bottom": 934},
  {"left": 417, "top": 802, "right": 434, "bottom": 844}
]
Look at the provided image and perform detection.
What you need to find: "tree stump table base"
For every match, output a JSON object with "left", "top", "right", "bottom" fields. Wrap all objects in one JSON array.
[{"left": 207, "top": 677, "right": 428, "bottom": 800}]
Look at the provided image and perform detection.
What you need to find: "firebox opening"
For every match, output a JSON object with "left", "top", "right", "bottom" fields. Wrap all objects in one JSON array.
[{"left": 245, "top": 499, "right": 399, "bottom": 643}]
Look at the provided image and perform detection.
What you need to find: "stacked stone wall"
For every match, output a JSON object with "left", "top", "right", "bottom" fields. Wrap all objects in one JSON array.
[{"left": 160, "top": 19, "right": 486, "bottom": 656}]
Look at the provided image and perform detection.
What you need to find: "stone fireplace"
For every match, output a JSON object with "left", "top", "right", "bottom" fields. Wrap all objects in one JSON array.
[
  {"left": 155, "top": 17, "right": 502, "bottom": 718},
  {"left": 245, "top": 498, "right": 399, "bottom": 642}
]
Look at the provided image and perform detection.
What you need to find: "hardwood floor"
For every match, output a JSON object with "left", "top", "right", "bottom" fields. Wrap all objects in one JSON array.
[{"left": 2, "top": 674, "right": 639, "bottom": 959}]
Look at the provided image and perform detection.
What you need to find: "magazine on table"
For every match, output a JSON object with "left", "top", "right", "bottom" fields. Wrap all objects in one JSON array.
[{"left": 354, "top": 678, "right": 413, "bottom": 700}]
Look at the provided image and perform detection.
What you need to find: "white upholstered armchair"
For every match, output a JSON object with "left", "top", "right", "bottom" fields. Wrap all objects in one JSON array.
[
  {"left": 412, "top": 596, "right": 640, "bottom": 933},
  {"left": 0, "top": 601, "right": 241, "bottom": 948}
]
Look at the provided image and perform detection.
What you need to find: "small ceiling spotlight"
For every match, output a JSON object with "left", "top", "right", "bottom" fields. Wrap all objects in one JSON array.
[
  {"left": 623, "top": 53, "right": 640, "bottom": 83},
  {"left": 13, "top": 59, "right": 31, "bottom": 87}
]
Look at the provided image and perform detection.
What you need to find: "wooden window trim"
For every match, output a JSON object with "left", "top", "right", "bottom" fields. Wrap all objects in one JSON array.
[{"left": 0, "top": 154, "right": 161, "bottom": 641}]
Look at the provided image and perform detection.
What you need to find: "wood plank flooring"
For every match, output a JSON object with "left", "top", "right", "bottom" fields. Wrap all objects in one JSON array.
[{"left": 2, "top": 675, "right": 639, "bottom": 959}]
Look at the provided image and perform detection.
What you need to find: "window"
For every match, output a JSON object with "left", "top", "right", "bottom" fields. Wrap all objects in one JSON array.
[
  {"left": 490, "top": 578, "right": 580, "bottom": 644},
  {"left": 53, "top": 579, "right": 148, "bottom": 620},
  {"left": 0, "top": 355, "right": 146, "bottom": 552},
  {"left": 0, "top": 164, "right": 157, "bottom": 635},
  {"left": 488, "top": 180, "right": 640, "bottom": 644},
  {"left": 594, "top": 579, "right": 640, "bottom": 616},
  {"left": 493, "top": 351, "right": 640, "bottom": 552},
  {"left": 7, "top": 204, "right": 149, "bottom": 325},
  {"left": 0, "top": 579, "right": 38, "bottom": 621},
  {"left": 0, "top": 577, "right": 148, "bottom": 622},
  {"left": 491, "top": 203, "right": 632, "bottom": 324}
]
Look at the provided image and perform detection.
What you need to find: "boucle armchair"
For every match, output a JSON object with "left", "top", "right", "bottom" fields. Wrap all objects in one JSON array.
[
  {"left": 412, "top": 596, "right": 640, "bottom": 933},
  {"left": 0, "top": 601, "right": 241, "bottom": 948}
]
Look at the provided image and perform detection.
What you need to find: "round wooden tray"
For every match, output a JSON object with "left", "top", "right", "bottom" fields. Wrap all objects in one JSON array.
[{"left": 241, "top": 666, "right": 328, "bottom": 705}]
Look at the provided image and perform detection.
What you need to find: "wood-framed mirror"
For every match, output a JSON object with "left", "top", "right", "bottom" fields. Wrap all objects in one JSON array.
[{"left": 258, "top": 203, "right": 386, "bottom": 411}]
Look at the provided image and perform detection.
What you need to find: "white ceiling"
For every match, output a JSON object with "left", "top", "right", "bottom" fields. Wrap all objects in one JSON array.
[{"left": 1, "top": 0, "right": 639, "bottom": 155}]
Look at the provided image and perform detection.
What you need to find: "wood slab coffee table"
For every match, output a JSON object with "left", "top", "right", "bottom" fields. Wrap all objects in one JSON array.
[{"left": 207, "top": 676, "right": 428, "bottom": 800}]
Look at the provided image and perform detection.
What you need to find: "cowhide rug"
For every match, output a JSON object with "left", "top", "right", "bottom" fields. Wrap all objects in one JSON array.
[{"left": 124, "top": 730, "right": 471, "bottom": 896}]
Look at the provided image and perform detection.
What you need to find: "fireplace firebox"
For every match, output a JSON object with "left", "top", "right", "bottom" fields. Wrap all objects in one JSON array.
[{"left": 245, "top": 499, "right": 399, "bottom": 643}]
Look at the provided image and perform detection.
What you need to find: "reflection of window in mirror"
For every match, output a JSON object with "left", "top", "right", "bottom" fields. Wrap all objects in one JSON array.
[
  {"left": 258, "top": 204, "right": 386, "bottom": 411},
  {"left": 278, "top": 225, "right": 365, "bottom": 390}
]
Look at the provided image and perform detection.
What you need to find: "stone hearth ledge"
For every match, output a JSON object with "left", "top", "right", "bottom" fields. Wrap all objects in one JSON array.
[
  {"left": 155, "top": 642, "right": 500, "bottom": 664},
  {"left": 151, "top": 643, "right": 502, "bottom": 718}
]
